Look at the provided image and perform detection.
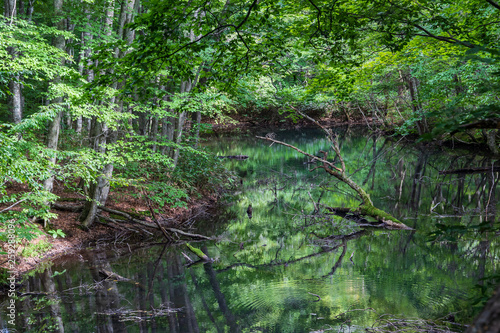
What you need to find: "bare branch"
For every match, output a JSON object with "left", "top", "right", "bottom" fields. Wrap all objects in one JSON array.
[
  {"left": 0, "top": 198, "right": 27, "bottom": 213},
  {"left": 256, "top": 135, "right": 342, "bottom": 172},
  {"left": 486, "top": 0, "right": 500, "bottom": 11},
  {"left": 290, "top": 105, "right": 346, "bottom": 171},
  {"left": 153, "top": 0, "right": 259, "bottom": 62},
  {"left": 412, "top": 24, "right": 476, "bottom": 48}
]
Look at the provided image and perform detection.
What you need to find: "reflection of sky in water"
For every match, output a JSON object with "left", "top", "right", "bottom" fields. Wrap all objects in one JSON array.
[{"left": 1, "top": 127, "right": 497, "bottom": 332}]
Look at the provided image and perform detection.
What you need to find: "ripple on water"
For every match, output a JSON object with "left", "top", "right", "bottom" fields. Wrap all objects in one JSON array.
[{"left": 232, "top": 279, "right": 311, "bottom": 313}]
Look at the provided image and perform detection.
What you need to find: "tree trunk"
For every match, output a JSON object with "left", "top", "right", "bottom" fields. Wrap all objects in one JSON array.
[
  {"left": 483, "top": 129, "right": 499, "bottom": 155},
  {"left": 150, "top": 115, "right": 159, "bottom": 152},
  {"left": 5, "top": 0, "right": 23, "bottom": 126},
  {"left": 160, "top": 115, "right": 175, "bottom": 156},
  {"left": 80, "top": 119, "right": 109, "bottom": 228},
  {"left": 8, "top": 79, "right": 22, "bottom": 125},
  {"left": 80, "top": 0, "right": 136, "bottom": 228},
  {"left": 42, "top": 111, "right": 62, "bottom": 194},
  {"left": 42, "top": 0, "right": 66, "bottom": 198},
  {"left": 4, "top": 0, "right": 16, "bottom": 18},
  {"left": 159, "top": 83, "right": 175, "bottom": 156},
  {"left": 405, "top": 71, "right": 428, "bottom": 135},
  {"left": 171, "top": 79, "right": 192, "bottom": 169},
  {"left": 40, "top": 268, "right": 65, "bottom": 333},
  {"left": 191, "top": 111, "right": 201, "bottom": 147}
]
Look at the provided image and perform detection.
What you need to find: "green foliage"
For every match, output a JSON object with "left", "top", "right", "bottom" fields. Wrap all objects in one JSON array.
[
  {"left": 146, "top": 182, "right": 189, "bottom": 209},
  {"left": 173, "top": 148, "right": 236, "bottom": 194},
  {"left": 0, "top": 131, "right": 58, "bottom": 242},
  {"left": 231, "top": 76, "right": 329, "bottom": 121},
  {"left": 21, "top": 240, "right": 52, "bottom": 258},
  {"left": 47, "top": 229, "right": 66, "bottom": 239},
  {"left": 0, "top": 15, "right": 74, "bottom": 90}
]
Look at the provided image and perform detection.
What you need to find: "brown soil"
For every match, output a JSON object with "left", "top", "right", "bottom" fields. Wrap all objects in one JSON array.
[{"left": 0, "top": 181, "right": 218, "bottom": 277}]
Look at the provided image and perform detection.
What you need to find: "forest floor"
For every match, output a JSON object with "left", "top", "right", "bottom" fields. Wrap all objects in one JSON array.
[{"left": 0, "top": 180, "right": 219, "bottom": 276}]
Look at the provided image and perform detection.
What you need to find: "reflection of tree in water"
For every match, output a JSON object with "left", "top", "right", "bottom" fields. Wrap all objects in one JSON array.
[{"left": 7, "top": 130, "right": 498, "bottom": 332}]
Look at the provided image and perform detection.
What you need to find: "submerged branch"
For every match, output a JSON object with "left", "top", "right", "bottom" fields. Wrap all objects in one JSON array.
[
  {"left": 257, "top": 108, "right": 411, "bottom": 230},
  {"left": 324, "top": 205, "right": 412, "bottom": 230}
]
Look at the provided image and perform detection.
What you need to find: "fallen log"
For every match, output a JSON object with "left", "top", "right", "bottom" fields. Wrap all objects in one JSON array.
[
  {"left": 186, "top": 243, "right": 211, "bottom": 261},
  {"left": 99, "top": 269, "right": 132, "bottom": 282},
  {"left": 218, "top": 155, "right": 249, "bottom": 160},
  {"left": 324, "top": 206, "right": 413, "bottom": 230},
  {"left": 98, "top": 206, "right": 158, "bottom": 228},
  {"left": 165, "top": 227, "right": 212, "bottom": 240}
]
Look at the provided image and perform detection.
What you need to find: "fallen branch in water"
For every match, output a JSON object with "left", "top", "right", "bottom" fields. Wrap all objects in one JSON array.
[
  {"left": 307, "top": 292, "right": 321, "bottom": 302},
  {"left": 166, "top": 227, "right": 212, "bottom": 240},
  {"left": 256, "top": 107, "right": 411, "bottom": 230},
  {"left": 323, "top": 205, "right": 412, "bottom": 230},
  {"left": 186, "top": 243, "right": 211, "bottom": 261},
  {"left": 96, "top": 304, "right": 180, "bottom": 322},
  {"left": 218, "top": 155, "right": 249, "bottom": 160}
]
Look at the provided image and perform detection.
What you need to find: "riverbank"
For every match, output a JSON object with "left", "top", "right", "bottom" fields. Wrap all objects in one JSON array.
[{"left": 0, "top": 180, "right": 220, "bottom": 278}]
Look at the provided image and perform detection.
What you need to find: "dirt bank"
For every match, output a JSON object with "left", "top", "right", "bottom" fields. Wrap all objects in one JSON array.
[{"left": 0, "top": 181, "right": 219, "bottom": 277}]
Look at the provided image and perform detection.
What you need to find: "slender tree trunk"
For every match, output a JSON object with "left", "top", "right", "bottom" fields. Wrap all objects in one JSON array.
[
  {"left": 8, "top": 79, "right": 22, "bottom": 124},
  {"left": 159, "top": 83, "right": 175, "bottom": 156},
  {"left": 172, "top": 79, "right": 192, "bottom": 169},
  {"left": 4, "top": 0, "right": 16, "bottom": 19},
  {"left": 5, "top": 0, "right": 23, "bottom": 126},
  {"left": 191, "top": 111, "right": 201, "bottom": 147},
  {"left": 203, "top": 246, "right": 239, "bottom": 333},
  {"left": 150, "top": 115, "right": 159, "bottom": 152},
  {"left": 42, "top": 0, "right": 66, "bottom": 199},
  {"left": 404, "top": 70, "right": 429, "bottom": 135},
  {"left": 80, "top": 0, "right": 137, "bottom": 228},
  {"left": 484, "top": 129, "right": 499, "bottom": 155},
  {"left": 80, "top": 118, "right": 109, "bottom": 227}
]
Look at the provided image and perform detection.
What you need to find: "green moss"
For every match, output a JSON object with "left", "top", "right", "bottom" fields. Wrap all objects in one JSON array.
[
  {"left": 186, "top": 243, "right": 210, "bottom": 261},
  {"left": 21, "top": 240, "right": 53, "bottom": 258},
  {"left": 358, "top": 204, "right": 411, "bottom": 229}
]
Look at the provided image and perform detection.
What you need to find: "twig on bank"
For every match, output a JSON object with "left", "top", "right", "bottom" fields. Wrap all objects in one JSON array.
[{"left": 0, "top": 198, "right": 27, "bottom": 213}]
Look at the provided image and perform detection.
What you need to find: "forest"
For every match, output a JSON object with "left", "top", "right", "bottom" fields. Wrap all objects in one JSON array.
[{"left": 0, "top": 0, "right": 499, "bottom": 332}]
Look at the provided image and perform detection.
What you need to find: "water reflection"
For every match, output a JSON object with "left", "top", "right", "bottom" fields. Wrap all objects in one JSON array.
[{"left": 1, "top": 127, "right": 498, "bottom": 332}]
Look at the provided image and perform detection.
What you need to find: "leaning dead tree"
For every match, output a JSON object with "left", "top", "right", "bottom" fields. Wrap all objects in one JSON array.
[{"left": 257, "top": 108, "right": 410, "bottom": 230}]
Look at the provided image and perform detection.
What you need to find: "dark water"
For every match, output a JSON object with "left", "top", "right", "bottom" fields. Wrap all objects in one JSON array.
[{"left": 1, "top": 127, "right": 498, "bottom": 332}]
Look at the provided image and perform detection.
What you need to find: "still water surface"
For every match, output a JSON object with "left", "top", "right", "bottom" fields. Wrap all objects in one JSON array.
[{"left": 1, "top": 127, "right": 498, "bottom": 332}]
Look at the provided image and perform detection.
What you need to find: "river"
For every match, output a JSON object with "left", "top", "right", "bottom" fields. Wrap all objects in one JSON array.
[{"left": 1, "top": 126, "right": 498, "bottom": 332}]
